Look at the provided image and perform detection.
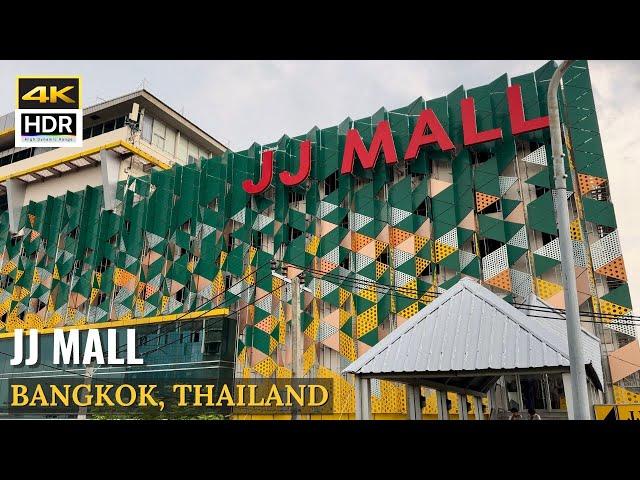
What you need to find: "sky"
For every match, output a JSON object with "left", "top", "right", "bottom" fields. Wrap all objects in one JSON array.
[{"left": 1, "top": 59, "right": 638, "bottom": 311}]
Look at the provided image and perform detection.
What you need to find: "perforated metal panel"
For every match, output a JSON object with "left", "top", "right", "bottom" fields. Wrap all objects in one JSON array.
[
  {"left": 522, "top": 145, "right": 548, "bottom": 166},
  {"left": 437, "top": 228, "right": 458, "bottom": 249},
  {"left": 459, "top": 250, "right": 476, "bottom": 270},
  {"left": 499, "top": 176, "right": 518, "bottom": 195},
  {"left": 393, "top": 249, "right": 413, "bottom": 268},
  {"left": 390, "top": 207, "right": 411, "bottom": 226},
  {"left": 535, "top": 238, "right": 561, "bottom": 261},
  {"left": 482, "top": 245, "right": 509, "bottom": 280},
  {"left": 507, "top": 226, "right": 529, "bottom": 249},
  {"left": 590, "top": 230, "right": 622, "bottom": 270},
  {"left": 510, "top": 269, "right": 533, "bottom": 298}
]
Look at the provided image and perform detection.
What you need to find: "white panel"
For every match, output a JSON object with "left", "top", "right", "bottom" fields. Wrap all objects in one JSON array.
[
  {"left": 354, "top": 252, "right": 374, "bottom": 272},
  {"left": 510, "top": 269, "right": 533, "bottom": 298},
  {"left": 437, "top": 228, "right": 458, "bottom": 249},
  {"left": 572, "top": 240, "right": 587, "bottom": 268},
  {"left": 255, "top": 295, "right": 272, "bottom": 313},
  {"left": 390, "top": 207, "right": 411, "bottom": 226},
  {"left": 499, "top": 176, "right": 518, "bottom": 195},
  {"left": 230, "top": 208, "right": 246, "bottom": 225},
  {"left": 507, "top": 226, "right": 529, "bottom": 249},
  {"left": 318, "top": 201, "right": 337, "bottom": 219},
  {"left": 323, "top": 247, "right": 340, "bottom": 264},
  {"left": 393, "top": 249, "right": 412, "bottom": 268},
  {"left": 319, "top": 322, "right": 338, "bottom": 342},
  {"left": 482, "top": 245, "right": 509, "bottom": 280},
  {"left": 394, "top": 270, "right": 414, "bottom": 288},
  {"left": 534, "top": 238, "right": 561, "bottom": 261},
  {"left": 252, "top": 213, "right": 273, "bottom": 230},
  {"left": 320, "top": 279, "right": 339, "bottom": 297},
  {"left": 522, "top": 145, "right": 547, "bottom": 166},
  {"left": 459, "top": 250, "right": 476, "bottom": 270},
  {"left": 590, "top": 230, "right": 622, "bottom": 270},
  {"left": 350, "top": 212, "right": 373, "bottom": 231}
]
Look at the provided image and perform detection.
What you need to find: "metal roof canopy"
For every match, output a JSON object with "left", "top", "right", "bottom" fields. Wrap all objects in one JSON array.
[
  {"left": 0, "top": 140, "right": 170, "bottom": 185},
  {"left": 343, "top": 278, "right": 603, "bottom": 397}
]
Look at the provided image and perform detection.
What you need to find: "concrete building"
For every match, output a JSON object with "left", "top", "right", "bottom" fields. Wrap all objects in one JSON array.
[{"left": 0, "top": 90, "right": 226, "bottom": 231}]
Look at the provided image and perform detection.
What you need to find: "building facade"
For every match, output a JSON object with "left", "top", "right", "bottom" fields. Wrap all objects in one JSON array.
[{"left": 0, "top": 61, "right": 638, "bottom": 418}]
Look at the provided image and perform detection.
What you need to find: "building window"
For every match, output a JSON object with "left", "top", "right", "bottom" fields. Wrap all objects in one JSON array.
[
  {"left": 324, "top": 172, "right": 338, "bottom": 196},
  {"left": 481, "top": 198, "right": 502, "bottom": 214},
  {"left": 477, "top": 238, "right": 503, "bottom": 257},
  {"left": 141, "top": 114, "right": 153, "bottom": 143},
  {"left": 535, "top": 185, "right": 550, "bottom": 198},
  {"left": 289, "top": 227, "right": 303, "bottom": 242},
  {"left": 152, "top": 118, "right": 166, "bottom": 150},
  {"left": 288, "top": 190, "right": 305, "bottom": 204}
]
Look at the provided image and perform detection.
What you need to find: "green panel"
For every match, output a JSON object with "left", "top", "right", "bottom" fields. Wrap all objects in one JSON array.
[
  {"left": 582, "top": 197, "right": 617, "bottom": 228},
  {"left": 526, "top": 191, "right": 557, "bottom": 235}
]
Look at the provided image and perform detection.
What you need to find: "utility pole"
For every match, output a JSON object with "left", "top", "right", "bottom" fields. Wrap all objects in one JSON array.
[
  {"left": 290, "top": 273, "right": 303, "bottom": 420},
  {"left": 77, "top": 364, "right": 95, "bottom": 420},
  {"left": 548, "top": 59, "right": 591, "bottom": 420}
]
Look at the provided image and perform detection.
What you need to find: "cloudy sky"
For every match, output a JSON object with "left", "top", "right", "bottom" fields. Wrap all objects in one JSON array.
[{"left": 1, "top": 60, "right": 638, "bottom": 310}]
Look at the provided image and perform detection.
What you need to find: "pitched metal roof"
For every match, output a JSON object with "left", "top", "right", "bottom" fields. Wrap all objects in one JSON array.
[
  {"left": 343, "top": 278, "right": 603, "bottom": 389},
  {"left": 521, "top": 293, "right": 604, "bottom": 389}
]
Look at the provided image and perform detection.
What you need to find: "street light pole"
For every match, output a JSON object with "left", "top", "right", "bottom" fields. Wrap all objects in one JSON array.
[{"left": 548, "top": 59, "right": 591, "bottom": 420}]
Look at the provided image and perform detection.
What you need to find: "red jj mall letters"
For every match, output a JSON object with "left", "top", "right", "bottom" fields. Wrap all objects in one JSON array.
[{"left": 242, "top": 84, "right": 549, "bottom": 195}]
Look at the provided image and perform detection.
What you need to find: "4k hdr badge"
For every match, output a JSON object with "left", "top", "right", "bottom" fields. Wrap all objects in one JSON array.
[{"left": 14, "top": 76, "right": 83, "bottom": 148}]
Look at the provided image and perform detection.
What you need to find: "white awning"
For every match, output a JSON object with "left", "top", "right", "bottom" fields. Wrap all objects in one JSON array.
[{"left": 343, "top": 278, "right": 603, "bottom": 392}]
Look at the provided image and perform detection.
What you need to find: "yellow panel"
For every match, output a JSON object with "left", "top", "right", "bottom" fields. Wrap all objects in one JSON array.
[
  {"left": 617, "top": 405, "right": 640, "bottom": 420},
  {"left": 594, "top": 405, "right": 617, "bottom": 420},
  {"left": 416, "top": 257, "right": 430, "bottom": 276},
  {"left": 276, "top": 366, "right": 292, "bottom": 379},
  {"left": 0, "top": 261, "right": 16, "bottom": 275},
  {"left": 253, "top": 356, "right": 277, "bottom": 377},
  {"left": 536, "top": 278, "right": 563, "bottom": 300},
  {"left": 398, "top": 302, "right": 419, "bottom": 319},
  {"left": 318, "top": 365, "right": 355, "bottom": 415},
  {"left": 414, "top": 235, "right": 428, "bottom": 253},
  {"left": 434, "top": 241, "right": 456, "bottom": 262},
  {"left": 614, "top": 385, "right": 640, "bottom": 405},
  {"left": 338, "top": 331, "right": 357, "bottom": 362},
  {"left": 356, "top": 305, "right": 378, "bottom": 338},
  {"left": 358, "top": 285, "right": 377, "bottom": 302},
  {"left": 396, "top": 279, "right": 418, "bottom": 299},
  {"left": 302, "top": 345, "right": 316, "bottom": 375},
  {"left": 306, "top": 235, "right": 320, "bottom": 255},
  {"left": 599, "top": 299, "right": 631, "bottom": 318},
  {"left": 371, "top": 380, "right": 407, "bottom": 414},
  {"left": 569, "top": 218, "right": 583, "bottom": 241},
  {"left": 375, "top": 261, "right": 388, "bottom": 280}
]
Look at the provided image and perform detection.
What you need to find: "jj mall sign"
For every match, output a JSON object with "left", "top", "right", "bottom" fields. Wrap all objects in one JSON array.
[{"left": 242, "top": 84, "right": 550, "bottom": 195}]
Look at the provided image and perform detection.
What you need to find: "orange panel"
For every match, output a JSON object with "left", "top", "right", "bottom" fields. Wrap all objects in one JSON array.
[
  {"left": 596, "top": 256, "right": 627, "bottom": 282},
  {"left": 577, "top": 173, "right": 606, "bottom": 194},
  {"left": 609, "top": 340, "right": 640, "bottom": 383},
  {"left": 475, "top": 192, "right": 500, "bottom": 212},
  {"left": 485, "top": 269, "right": 512, "bottom": 292}
]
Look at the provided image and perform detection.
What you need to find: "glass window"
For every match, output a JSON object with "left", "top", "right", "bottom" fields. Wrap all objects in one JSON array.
[
  {"left": 152, "top": 118, "right": 165, "bottom": 150},
  {"left": 164, "top": 127, "right": 176, "bottom": 155},
  {"left": 177, "top": 136, "right": 188, "bottom": 161},
  {"left": 547, "top": 373, "right": 565, "bottom": 410},
  {"left": 115, "top": 116, "right": 125, "bottom": 129},
  {"left": 187, "top": 139, "right": 199, "bottom": 161},
  {"left": 103, "top": 119, "right": 116, "bottom": 133},
  {"left": 519, "top": 375, "right": 547, "bottom": 410},
  {"left": 504, "top": 375, "right": 521, "bottom": 411},
  {"left": 91, "top": 123, "right": 103, "bottom": 137},
  {"left": 141, "top": 114, "right": 153, "bottom": 143}
]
